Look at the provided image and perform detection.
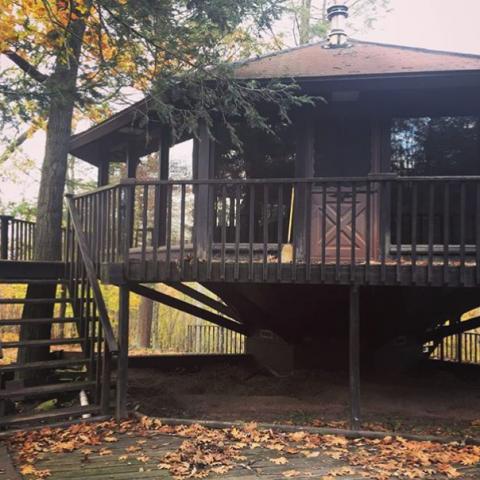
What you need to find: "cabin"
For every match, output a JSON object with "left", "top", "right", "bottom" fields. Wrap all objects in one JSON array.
[{"left": 2, "top": 5, "right": 480, "bottom": 430}]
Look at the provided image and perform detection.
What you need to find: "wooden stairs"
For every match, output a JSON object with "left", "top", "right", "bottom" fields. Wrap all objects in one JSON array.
[{"left": 0, "top": 265, "right": 109, "bottom": 431}]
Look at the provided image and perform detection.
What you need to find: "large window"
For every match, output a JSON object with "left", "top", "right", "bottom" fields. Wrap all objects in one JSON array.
[
  {"left": 390, "top": 116, "right": 480, "bottom": 247},
  {"left": 391, "top": 116, "right": 480, "bottom": 176}
]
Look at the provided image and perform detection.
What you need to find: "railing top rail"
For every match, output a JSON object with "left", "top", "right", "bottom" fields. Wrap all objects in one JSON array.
[
  {"left": 70, "top": 175, "right": 480, "bottom": 200},
  {"left": 71, "top": 181, "right": 122, "bottom": 199},
  {"left": 113, "top": 175, "right": 480, "bottom": 186},
  {"left": 65, "top": 195, "right": 119, "bottom": 353}
]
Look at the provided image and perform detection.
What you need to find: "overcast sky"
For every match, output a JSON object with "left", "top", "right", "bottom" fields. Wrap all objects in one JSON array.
[{"left": 1, "top": 0, "right": 480, "bottom": 209}]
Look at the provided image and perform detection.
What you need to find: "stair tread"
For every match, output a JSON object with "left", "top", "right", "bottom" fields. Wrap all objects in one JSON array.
[
  {"left": 0, "top": 317, "right": 81, "bottom": 326},
  {"left": 0, "top": 404, "right": 101, "bottom": 426},
  {"left": 0, "top": 297, "right": 73, "bottom": 304},
  {"left": 0, "top": 358, "right": 90, "bottom": 372},
  {"left": 2, "top": 338, "right": 87, "bottom": 348},
  {"left": 0, "top": 380, "right": 96, "bottom": 399},
  {"left": 0, "top": 279, "right": 68, "bottom": 284}
]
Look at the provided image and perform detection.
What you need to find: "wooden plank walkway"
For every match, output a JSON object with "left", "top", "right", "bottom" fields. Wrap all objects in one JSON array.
[{"left": 5, "top": 425, "right": 480, "bottom": 480}]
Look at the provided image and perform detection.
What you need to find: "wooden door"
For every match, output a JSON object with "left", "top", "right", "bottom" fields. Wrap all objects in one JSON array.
[
  {"left": 311, "top": 116, "right": 372, "bottom": 262},
  {"left": 311, "top": 187, "right": 367, "bottom": 262}
]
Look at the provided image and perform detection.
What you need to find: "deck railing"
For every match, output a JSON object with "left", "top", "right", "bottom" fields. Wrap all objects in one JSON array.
[
  {"left": 71, "top": 176, "right": 480, "bottom": 284},
  {"left": 0, "top": 215, "right": 36, "bottom": 261}
]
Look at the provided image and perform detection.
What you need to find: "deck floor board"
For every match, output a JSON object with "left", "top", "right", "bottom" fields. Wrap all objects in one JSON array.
[{"left": 8, "top": 430, "right": 480, "bottom": 479}]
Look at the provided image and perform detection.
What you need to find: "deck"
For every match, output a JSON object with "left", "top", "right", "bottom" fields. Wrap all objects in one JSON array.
[{"left": 69, "top": 176, "right": 480, "bottom": 288}]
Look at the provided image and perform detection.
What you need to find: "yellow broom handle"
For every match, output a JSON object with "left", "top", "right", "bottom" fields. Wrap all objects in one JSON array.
[{"left": 287, "top": 187, "right": 295, "bottom": 243}]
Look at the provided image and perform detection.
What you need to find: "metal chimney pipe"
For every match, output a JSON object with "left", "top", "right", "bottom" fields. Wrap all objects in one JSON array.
[{"left": 327, "top": 4, "right": 349, "bottom": 47}]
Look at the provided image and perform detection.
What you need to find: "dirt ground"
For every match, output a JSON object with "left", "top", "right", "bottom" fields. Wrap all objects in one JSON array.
[{"left": 128, "top": 359, "right": 480, "bottom": 438}]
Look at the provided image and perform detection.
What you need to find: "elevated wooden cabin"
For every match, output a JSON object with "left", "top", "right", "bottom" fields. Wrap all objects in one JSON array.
[{"left": 2, "top": 11, "right": 480, "bottom": 427}]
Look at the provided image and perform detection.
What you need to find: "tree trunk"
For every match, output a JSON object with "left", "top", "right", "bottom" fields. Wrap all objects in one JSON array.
[
  {"left": 17, "top": 14, "right": 87, "bottom": 376},
  {"left": 298, "top": 0, "right": 313, "bottom": 45},
  {"left": 137, "top": 297, "right": 153, "bottom": 349}
]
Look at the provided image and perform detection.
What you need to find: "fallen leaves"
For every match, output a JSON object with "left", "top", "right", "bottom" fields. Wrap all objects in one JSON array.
[
  {"left": 270, "top": 456, "right": 289, "bottom": 464},
  {"left": 8, "top": 416, "right": 480, "bottom": 480}
]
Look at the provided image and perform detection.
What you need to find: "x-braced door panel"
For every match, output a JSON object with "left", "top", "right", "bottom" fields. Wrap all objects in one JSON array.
[{"left": 311, "top": 187, "right": 368, "bottom": 262}]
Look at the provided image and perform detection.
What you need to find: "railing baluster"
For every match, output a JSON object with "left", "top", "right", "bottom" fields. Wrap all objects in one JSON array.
[
  {"left": 443, "top": 182, "right": 450, "bottom": 285},
  {"left": 350, "top": 182, "right": 356, "bottom": 283},
  {"left": 248, "top": 185, "right": 255, "bottom": 281},
  {"left": 395, "top": 182, "right": 402, "bottom": 284},
  {"left": 221, "top": 185, "right": 227, "bottom": 280},
  {"left": 476, "top": 182, "right": 480, "bottom": 284},
  {"left": 276, "top": 184, "right": 283, "bottom": 282},
  {"left": 321, "top": 182, "right": 327, "bottom": 283},
  {"left": 180, "top": 183, "right": 186, "bottom": 279},
  {"left": 365, "top": 180, "right": 371, "bottom": 284},
  {"left": 427, "top": 182, "right": 435, "bottom": 284},
  {"left": 460, "top": 181, "right": 466, "bottom": 285},
  {"left": 192, "top": 183, "right": 199, "bottom": 278},
  {"left": 411, "top": 182, "right": 418, "bottom": 284},
  {"left": 335, "top": 181, "right": 341, "bottom": 281},
  {"left": 141, "top": 184, "right": 149, "bottom": 277},
  {"left": 305, "top": 181, "right": 312, "bottom": 282},
  {"left": 263, "top": 184, "right": 268, "bottom": 281},
  {"left": 166, "top": 184, "right": 173, "bottom": 279},
  {"left": 234, "top": 184, "right": 241, "bottom": 281}
]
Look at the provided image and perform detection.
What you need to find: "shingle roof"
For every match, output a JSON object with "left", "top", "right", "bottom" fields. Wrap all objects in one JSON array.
[{"left": 234, "top": 40, "right": 480, "bottom": 80}]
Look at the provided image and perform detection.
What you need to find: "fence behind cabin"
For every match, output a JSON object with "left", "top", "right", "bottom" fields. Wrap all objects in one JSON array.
[
  {"left": 185, "top": 325, "right": 245, "bottom": 354},
  {"left": 0, "top": 216, "right": 36, "bottom": 261},
  {"left": 429, "top": 331, "right": 480, "bottom": 364}
]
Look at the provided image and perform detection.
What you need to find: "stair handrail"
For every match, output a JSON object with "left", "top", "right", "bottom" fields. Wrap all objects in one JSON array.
[{"left": 65, "top": 195, "right": 119, "bottom": 353}]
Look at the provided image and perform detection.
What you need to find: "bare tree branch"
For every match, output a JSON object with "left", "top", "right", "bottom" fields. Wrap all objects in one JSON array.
[
  {"left": 3, "top": 50, "right": 50, "bottom": 83},
  {"left": 0, "top": 125, "right": 39, "bottom": 164}
]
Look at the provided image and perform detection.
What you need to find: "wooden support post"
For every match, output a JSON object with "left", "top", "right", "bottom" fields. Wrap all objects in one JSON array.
[
  {"left": 0, "top": 215, "right": 12, "bottom": 260},
  {"left": 116, "top": 285, "right": 130, "bottom": 420},
  {"left": 349, "top": 285, "right": 361, "bottom": 430},
  {"left": 126, "top": 147, "right": 139, "bottom": 179},
  {"left": 293, "top": 120, "right": 314, "bottom": 260},
  {"left": 97, "top": 161, "right": 110, "bottom": 187},
  {"left": 158, "top": 130, "right": 170, "bottom": 246},
  {"left": 194, "top": 121, "right": 214, "bottom": 260}
]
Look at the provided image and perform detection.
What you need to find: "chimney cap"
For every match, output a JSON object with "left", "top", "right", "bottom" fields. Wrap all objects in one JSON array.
[{"left": 327, "top": 4, "right": 349, "bottom": 21}]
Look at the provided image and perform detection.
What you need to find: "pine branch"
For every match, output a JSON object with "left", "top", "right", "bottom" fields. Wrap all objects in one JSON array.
[{"left": 3, "top": 50, "right": 50, "bottom": 84}]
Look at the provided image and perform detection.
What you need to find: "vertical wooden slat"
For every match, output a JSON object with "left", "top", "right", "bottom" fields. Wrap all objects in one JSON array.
[
  {"left": 365, "top": 181, "right": 371, "bottom": 284},
  {"left": 249, "top": 184, "right": 255, "bottom": 281},
  {"left": 395, "top": 182, "right": 402, "bottom": 284},
  {"left": 335, "top": 182, "right": 341, "bottom": 281},
  {"left": 152, "top": 184, "right": 160, "bottom": 276},
  {"left": 427, "top": 182, "right": 435, "bottom": 284},
  {"left": 460, "top": 182, "right": 466, "bottom": 285},
  {"left": 192, "top": 183, "right": 199, "bottom": 278},
  {"left": 476, "top": 182, "right": 480, "bottom": 284},
  {"left": 292, "top": 182, "right": 298, "bottom": 283},
  {"left": 263, "top": 184, "right": 269, "bottom": 281},
  {"left": 234, "top": 184, "right": 241, "bottom": 281},
  {"left": 321, "top": 183, "right": 327, "bottom": 283},
  {"left": 166, "top": 184, "right": 173, "bottom": 279},
  {"left": 443, "top": 182, "right": 450, "bottom": 285},
  {"left": 140, "top": 184, "right": 149, "bottom": 277},
  {"left": 411, "top": 182, "right": 418, "bottom": 284},
  {"left": 305, "top": 181, "right": 312, "bottom": 282},
  {"left": 350, "top": 182, "right": 357, "bottom": 283},
  {"left": 220, "top": 185, "right": 227, "bottom": 280},
  {"left": 180, "top": 183, "right": 186, "bottom": 279},
  {"left": 380, "top": 181, "right": 389, "bottom": 284},
  {"left": 276, "top": 184, "right": 284, "bottom": 282},
  {"left": 206, "top": 184, "right": 214, "bottom": 280}
]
